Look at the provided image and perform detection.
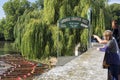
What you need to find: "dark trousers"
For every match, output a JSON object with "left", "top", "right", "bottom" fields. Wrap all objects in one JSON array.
[{"left": 108, "top": 65, "right": 120, "bottom": 80}]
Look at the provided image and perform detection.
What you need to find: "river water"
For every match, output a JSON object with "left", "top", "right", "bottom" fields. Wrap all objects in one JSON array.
[{"left": 0, "top": 41, "right": 18, "bottom": 55}]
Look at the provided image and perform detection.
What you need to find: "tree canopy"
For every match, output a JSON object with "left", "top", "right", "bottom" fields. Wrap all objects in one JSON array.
[
  {"left": 0, "top": 0, "right": 120, "bottom": 59},
  {"left": 109, "top": 3, "right": 120, "bottom": 24}
]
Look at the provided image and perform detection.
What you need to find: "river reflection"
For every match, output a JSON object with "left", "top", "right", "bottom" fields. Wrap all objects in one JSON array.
[{"left": 0, "top": 41, "right": 18, "bottom": 55}]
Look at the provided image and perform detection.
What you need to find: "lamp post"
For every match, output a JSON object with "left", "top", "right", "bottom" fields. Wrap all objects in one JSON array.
[{"left": 87, "top": 7, "right": 92, "bottom": 48}]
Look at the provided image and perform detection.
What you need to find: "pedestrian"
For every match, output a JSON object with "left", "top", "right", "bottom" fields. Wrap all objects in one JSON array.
[
  {"left": 112, "top": 20, "right": 120, "bottom": 49},
  {"left": 94, "top": 30, "right": 120, "bottom": 80}
]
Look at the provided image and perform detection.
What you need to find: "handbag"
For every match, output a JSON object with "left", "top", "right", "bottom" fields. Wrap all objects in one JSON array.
[
  {"left": 102, "top": 49, "right": 110, "bottom": 69},
  {"left": 102, "top": 60, "right": 109, "bottom": 69}
]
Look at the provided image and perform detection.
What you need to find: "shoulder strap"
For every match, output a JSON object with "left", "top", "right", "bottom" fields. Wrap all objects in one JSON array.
[{"left": 113, "top": 37, "right": 119, "bottom": 53}]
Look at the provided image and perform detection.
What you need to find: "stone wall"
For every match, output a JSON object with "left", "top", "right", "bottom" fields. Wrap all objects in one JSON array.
[{"left": 34, "top": 47, "right": 107, "bottom": 80}]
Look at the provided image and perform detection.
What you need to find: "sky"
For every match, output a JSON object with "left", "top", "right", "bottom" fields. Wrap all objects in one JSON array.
[
  {"left": 0, "top": 0, "right": 120, "bottom": 19},
  {"left": 0, "top": 0, "right": 36, "bottom": 19},
  {"left": 108, "top": 0, "right": 120, "bottom": 4}
]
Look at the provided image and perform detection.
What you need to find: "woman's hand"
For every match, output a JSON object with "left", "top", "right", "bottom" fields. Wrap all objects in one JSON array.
[
  {"left": 97, "top": 48, "right": 100, "bottom": 50},
  {"left": 93, "top": 35, "right": 98, "bottom": 39}
]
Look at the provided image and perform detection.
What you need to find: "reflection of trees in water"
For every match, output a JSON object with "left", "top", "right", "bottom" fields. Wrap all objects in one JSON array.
[{"left": 0, "top": 41, "right": 19, "bottom": 55}]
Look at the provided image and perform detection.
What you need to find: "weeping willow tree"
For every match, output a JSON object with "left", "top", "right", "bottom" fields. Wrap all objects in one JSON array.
[
  {"left": 14, "top": 10, "right": 47, "bottom": 59},
  {"left": 14, "top": 0, "right": 110, "bottom": 59}
]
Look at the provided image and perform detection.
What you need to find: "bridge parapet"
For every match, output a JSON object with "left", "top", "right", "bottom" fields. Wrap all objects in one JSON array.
[{"left": 34, "top": 43, "right": 107, "bottom": 80}]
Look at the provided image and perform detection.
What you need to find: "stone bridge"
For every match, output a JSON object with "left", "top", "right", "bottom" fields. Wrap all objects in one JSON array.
[{"left": 34, "top": 43, "right": 107, "bottom": 80}]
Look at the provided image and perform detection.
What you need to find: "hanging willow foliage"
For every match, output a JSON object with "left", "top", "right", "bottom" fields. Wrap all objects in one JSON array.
[
  {"left": 13, "top": 0, "right": 110, "bottom": 59},
  {"left": 21, "top": 20, "right": 45, "bottom": 59}
]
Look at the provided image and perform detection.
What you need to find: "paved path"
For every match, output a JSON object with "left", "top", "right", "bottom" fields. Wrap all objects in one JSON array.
[
  {"left": 56, "top": 56, "right": 77, "bottom": 66},
  {"left": 34, "top": 44, "right": 107, "bottom": 80}
]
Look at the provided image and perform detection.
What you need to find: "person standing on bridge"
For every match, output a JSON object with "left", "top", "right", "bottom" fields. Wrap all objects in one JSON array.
[
  {"left": 112, "top": 20, "right": 120, "bottom": 49},
  {"left": 111, "top": 20, "right": 120, "bottom": 80},
  {"left": 94, "top": 30, "right": 120, "bottom": 80}
]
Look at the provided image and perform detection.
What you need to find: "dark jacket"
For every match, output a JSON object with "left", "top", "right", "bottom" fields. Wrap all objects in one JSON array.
[
  {"left": 104, "top": 38, "right": 120, "bottom": 65},
  {"left": 113, "top": 27, "right": 120, "bottom": 48}
]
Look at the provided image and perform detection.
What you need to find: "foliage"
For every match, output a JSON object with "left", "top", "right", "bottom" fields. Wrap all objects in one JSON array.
[
  {"left": 0, "top": 19, "right": 5, "bottom": 39},
  {"left": 0, "top": 0, "right": 119, "bottom": 59},
  {"left": 109, "top": 3, "right": 120, "bottom": 25},
  {"left": 2, "top": 0, "right": 31, "bottom": 40}
]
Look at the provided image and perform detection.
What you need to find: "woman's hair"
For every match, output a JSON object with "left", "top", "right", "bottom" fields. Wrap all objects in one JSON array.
[{"left": 103, "top": 30, "right": 113, "bottom": 40}]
